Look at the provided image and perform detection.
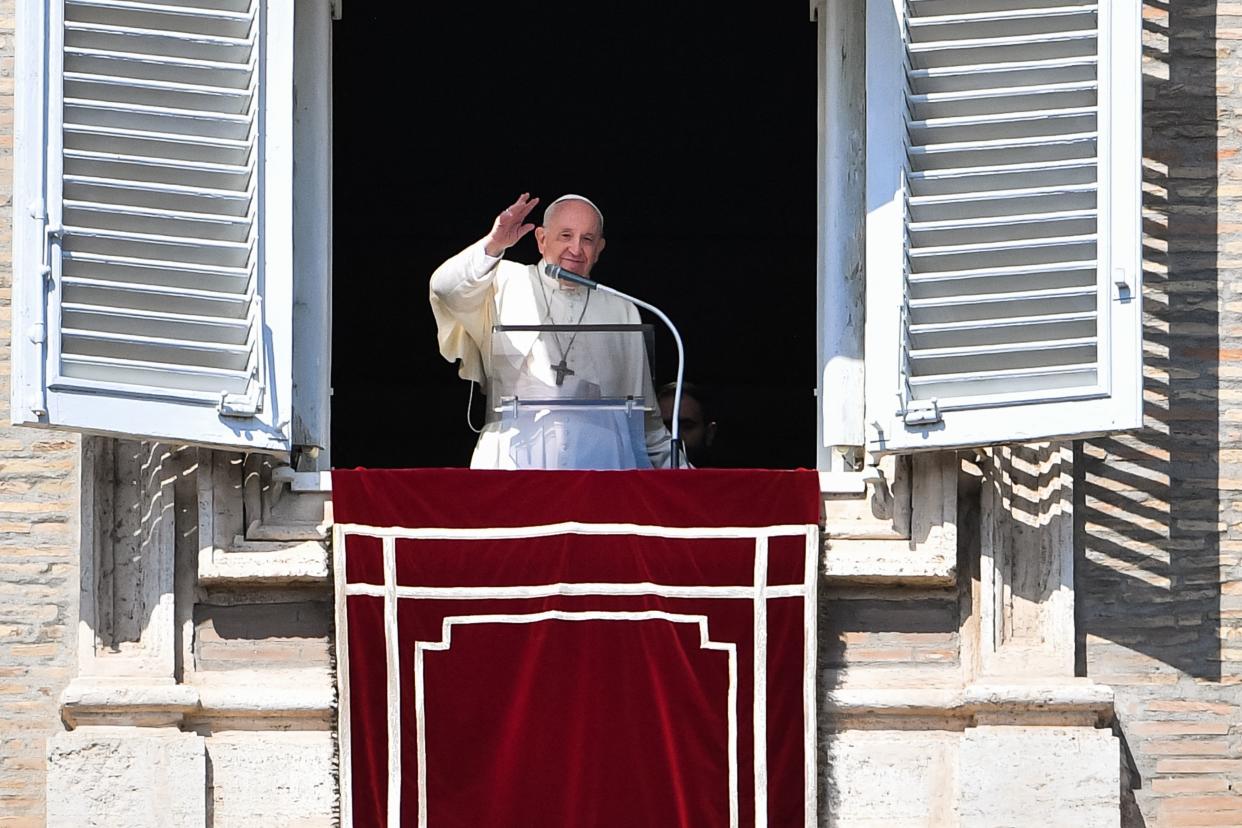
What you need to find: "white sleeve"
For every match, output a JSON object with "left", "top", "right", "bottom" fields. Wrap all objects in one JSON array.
[
  {"left": 428, "top": 239, "right": 504, "bottom": 383},
  {"left": 644, "top": 408, "right": 674, "bottom": 469},
  {"left": 430, "top": 238, "right": 503, "bottom": 312}
]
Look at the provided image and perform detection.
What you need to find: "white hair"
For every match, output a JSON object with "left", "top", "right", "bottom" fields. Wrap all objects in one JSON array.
[{"left": 543, "top": 194, "right": 605, "bottom": 235}]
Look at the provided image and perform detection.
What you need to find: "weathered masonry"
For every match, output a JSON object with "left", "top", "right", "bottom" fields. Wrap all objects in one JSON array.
[{"left": 0, "top": 1, "right": 1237, "bottom": 826}]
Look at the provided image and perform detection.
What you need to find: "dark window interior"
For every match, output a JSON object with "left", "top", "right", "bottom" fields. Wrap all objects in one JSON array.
[{"left": 331, "top": 3, "right": 817, "bottom": 468}]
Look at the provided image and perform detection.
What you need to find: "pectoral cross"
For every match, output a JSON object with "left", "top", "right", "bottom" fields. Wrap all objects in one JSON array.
[{"left": 552, "top": 358, "right": 575, "bottom": 386}]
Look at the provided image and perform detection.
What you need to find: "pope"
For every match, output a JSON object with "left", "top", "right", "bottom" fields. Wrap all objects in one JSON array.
[{"left": 430, "top": 193, "right": 673, "bottom": 469}]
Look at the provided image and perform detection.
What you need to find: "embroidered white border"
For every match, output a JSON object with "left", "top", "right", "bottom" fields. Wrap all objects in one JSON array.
[
  {"left": 336, "top": 520, "right": 812, "bottom": 540},
  {"left": 382, "top": 537, "right": 402, "bottom": 828},
  {"left": 345, "top": 583, "right": 806, "bottom": 600},
  {"left": 752, "top": 537, "right": 769, "bottom": 827},
  {"left": 332, "top": 522, "right": 353, "bottom": 822},
  {"left": 334, "top": 520, "right": 820, "bottom": 828},
  {"left": 413, "top": 611, "right": 739, "bottom": 828},
  {"left": 803, "top": 527, "right": 819, "bottom": 825}
]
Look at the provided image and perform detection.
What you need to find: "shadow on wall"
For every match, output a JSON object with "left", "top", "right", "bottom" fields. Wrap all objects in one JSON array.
[
  {"left": 90, "top": 439, "right": 196, "bottom": 661},
  {"left": 1077, "top": 0, "right": 1222, "bottom": 681},
  {"left": 1076, "top": 2, "right": 1224, "bottom": 826}
]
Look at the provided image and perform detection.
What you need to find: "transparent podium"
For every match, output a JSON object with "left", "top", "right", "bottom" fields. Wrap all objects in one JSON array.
[{"left": 488, "top": 323, "right": 658, "bottom": 470}]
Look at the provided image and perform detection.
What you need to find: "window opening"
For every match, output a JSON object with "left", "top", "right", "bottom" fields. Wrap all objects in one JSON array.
[{"left": 330, "top": 3, "right": 817, "bottom": 469}]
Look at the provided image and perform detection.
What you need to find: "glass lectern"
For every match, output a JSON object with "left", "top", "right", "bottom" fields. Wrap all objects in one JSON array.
[{"left": 488, "top": 323, "right": 657, "bottom": 470}]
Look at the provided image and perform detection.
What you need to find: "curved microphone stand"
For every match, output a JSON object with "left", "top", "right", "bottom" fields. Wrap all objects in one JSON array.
[{"left": 545, "top": 264, "right": 686, "bottom": 469}]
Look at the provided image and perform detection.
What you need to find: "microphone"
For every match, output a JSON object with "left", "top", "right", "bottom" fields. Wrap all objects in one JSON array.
[
  {"left": 544, "top": 263, "right": 598, "bottom": 290},
  {"left": 542, "top": 263, "right": 688, "bottom": 469}
]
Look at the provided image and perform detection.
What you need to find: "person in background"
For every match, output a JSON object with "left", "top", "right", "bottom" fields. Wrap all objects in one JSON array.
[{"left": 658, "top": 381, "right": 718, "bottom": 467}]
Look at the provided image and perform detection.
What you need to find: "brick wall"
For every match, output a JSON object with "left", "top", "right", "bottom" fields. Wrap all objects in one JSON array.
[
  {"left": 193, "top": 601, "right": 331, "bottom": 671},
  {"left": 821, "top": 589, "right": 960, "bottom": 674},
  {"left": 1079, "top": 3, "right": 1242, "bottom": 826}
]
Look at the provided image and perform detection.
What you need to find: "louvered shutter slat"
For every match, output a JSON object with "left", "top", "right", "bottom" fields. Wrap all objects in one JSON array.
[
  {"left": 60, "top": 356, "right": 252, "bottom": 394},
  {"left": 64, "top": 100, "right": 253, "bottom": 138},
  {"left": 909, "top": 364, "right": 1099, "bottom": 399},
  {"left": 62, "top": 276, "right": 251, "bottom": 317},
  {"left": 62, "top": 325, "right": 252, "bottom": 359},
  {"left": 64, "top": 200, "right": 252, "bottom": 240},
  {"left": 61, "top": 229, "right": 251, "bottom": 266},
  {"left": 65, "top": 150, "right": 251, "bottom": 188},
  {"left": 65, "top": 129, "right": 252, "bottom": 168},
  {"left": 64, "top": 68, "right": 254, "bottom": 96},
  {"left": 911, "top": 58, "right": 1097, "bottom": 94},
  {"left": 64, "top": 47, "right": 255, "bottom": 86},
  {"left": 62, "top": 303, "right": 251, "bottom": 340},
  {"left": 910, "top": 285, "right": 1097, "bottom": 324},
  {"left": 909, "top": 161, "right": 1097, "bottom": 198},
  {"left": 908, "top": 185, "right": 1097, "bottom": 221},
  {"left": 909, "top": 235, "right": 1097, "bottom": 273},
  {"left": 910, "top": 0, "right": 1088, "bottom": 13},
  {"left": 62, "top": 251, "right": 250, "bottom": 290},
  {"left": 67, "top": 2, "right": 254, "bottom": 39},
  {"left": 63, "top": 180, "right": 252, "bottom": 216},
  {"left": 864, "top": 0, "right": 1141, "bottom": 450},
  {"left": 908, "top": 262, "right": 1097, "bottom": 297}
]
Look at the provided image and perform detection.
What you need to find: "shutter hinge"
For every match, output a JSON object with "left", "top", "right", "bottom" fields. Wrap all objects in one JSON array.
[
  {"left": 903, "top": 398, "right": 942, "bottom": 426},
  {"left": 30, "top": 201, "right": 63, "bottom": 238},
  {"left": 1114, "top": 267, "right": 1134, "bottom": 301},
  {"left": 218, "top": 385, "right": 265, "bottom": 417},
  {"left": 31, "top": 200, "right": 62, "bottom": 283}
]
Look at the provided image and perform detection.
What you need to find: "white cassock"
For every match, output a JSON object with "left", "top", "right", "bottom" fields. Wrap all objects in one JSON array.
[{"left": 430, "top": 238, "right": 673, "bottom": 469}]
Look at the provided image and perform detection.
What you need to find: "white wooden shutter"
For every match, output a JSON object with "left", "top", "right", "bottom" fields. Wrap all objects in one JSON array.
[
  {"left": 12, "top": 0, "right": 293, "bottom": 451},
  {"left": 864, "top": 0, "right": 1141, "bottom": 453}
]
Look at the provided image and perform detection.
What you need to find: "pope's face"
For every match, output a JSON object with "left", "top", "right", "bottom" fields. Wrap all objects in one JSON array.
[{"left": 535, "top": 200, "right": 606, "bottom": 277}]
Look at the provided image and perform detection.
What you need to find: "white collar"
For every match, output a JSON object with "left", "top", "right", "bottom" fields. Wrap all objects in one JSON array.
[{"left": 536, "top": 259, "right": 583, "bottom": 294}]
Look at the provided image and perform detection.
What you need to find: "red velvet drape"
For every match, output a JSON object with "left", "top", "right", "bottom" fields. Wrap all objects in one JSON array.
[{"left": 334, "top": 469, "right": 819, "bottom": 827}]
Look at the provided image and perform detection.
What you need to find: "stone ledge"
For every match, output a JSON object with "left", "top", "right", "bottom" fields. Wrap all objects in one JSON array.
[
  {"left": 61, "top": 670, "right": 335, "bottom": 728},
  {"left": 964, "top": 681, "right": 1115, "bottom": 717},
  {"left": 198, "top": 539, "right": 329, "bottom": 585},
  {"left": 823, "top": 686, "right": 963, "bottom": 715},
  {"left": 61, "top": 678, "right": 200, "bottom": 728},
  {"left": 189, "top": 669, "right": 333, "bottom": 719},
  {"left": 823, "top": 679, "right": 1115, "bottom": 725},
  {"left": 822, "top": 538, "right": 956, "bottom": 585}
]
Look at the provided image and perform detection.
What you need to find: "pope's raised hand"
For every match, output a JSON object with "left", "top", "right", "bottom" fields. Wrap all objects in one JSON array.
[{"left": 483, "top": 193, "right": 540, "bottom": 257}]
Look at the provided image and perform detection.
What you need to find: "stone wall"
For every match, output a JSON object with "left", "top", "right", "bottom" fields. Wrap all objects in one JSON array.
[
  {"left": 1078, "top": 3, "right": 1242, "bottom": 825},
  {"left": 0, "top": 1, "right": 82, "bottom": 823}
]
